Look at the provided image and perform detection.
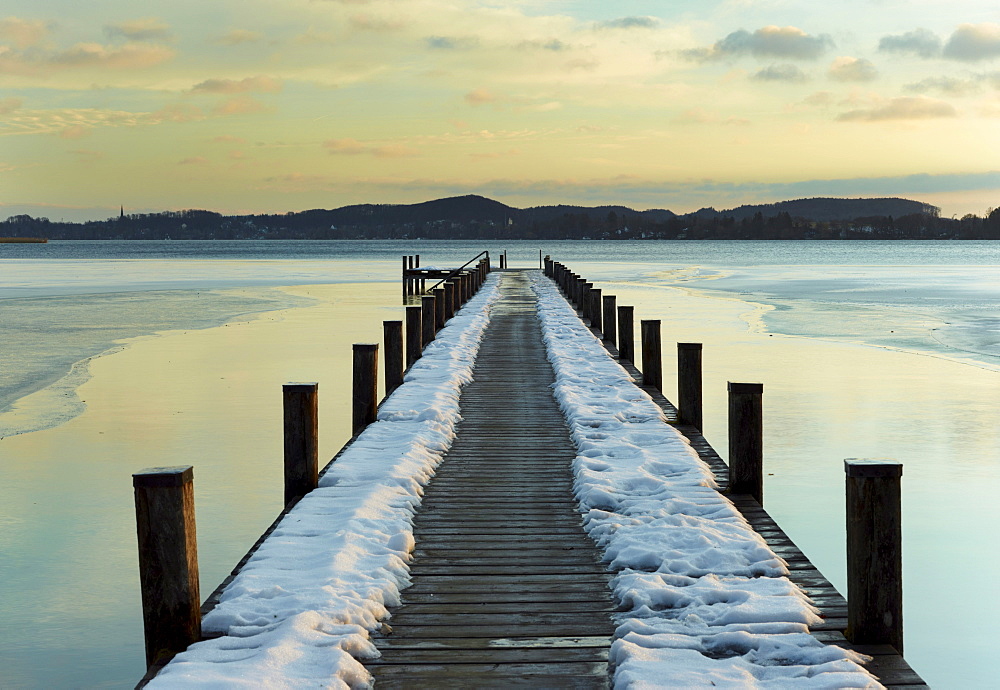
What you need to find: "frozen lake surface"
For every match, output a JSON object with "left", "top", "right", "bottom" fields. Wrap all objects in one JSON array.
[{"left": 1, "top": 239, "right": 997, "bottom": 688}]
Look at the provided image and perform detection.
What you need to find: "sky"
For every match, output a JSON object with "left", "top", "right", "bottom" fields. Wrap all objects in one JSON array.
[{"left": 1, "top": 0, "right": 999, "bottom": 221}]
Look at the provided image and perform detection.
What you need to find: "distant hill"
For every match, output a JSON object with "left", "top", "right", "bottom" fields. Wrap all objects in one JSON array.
[
  {"left": 5, "top": 193, "right": 985, "bottom": 240},
  {"left": 693, "top": 197, "right": 939, "bottom": 222}
]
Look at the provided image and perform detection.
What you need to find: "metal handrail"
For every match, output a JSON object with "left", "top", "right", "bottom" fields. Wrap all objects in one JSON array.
[{"left": 425, "top": 250, "right": 490, "bottom": 293}]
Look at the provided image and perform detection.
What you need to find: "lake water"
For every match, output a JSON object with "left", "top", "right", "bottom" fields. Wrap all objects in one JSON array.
[{"left": 2, "top": 239, "right": 998, "bottom": 688}]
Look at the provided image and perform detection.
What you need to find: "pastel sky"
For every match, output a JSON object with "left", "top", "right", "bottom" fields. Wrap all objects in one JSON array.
[{"left": 2, "top": 0, "right": 999, "bottom": 221}]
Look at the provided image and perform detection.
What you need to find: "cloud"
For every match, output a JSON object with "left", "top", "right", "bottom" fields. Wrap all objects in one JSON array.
[
  {"left": 71, "top": 149, "right": 104, "bottom": 161},
  {"left": 802, "top": 91, "right": 835, "bottom": 106},
  {"left": 0, "top": 17, "right": 51, "bottom": 48},
  {"left": 686, "top": 26, "right": 833, "bottom": 61},
  {"left": 323, "top": 138, "right": 418, "bottom": 157},
  {"left": 350, "top": 14, "right": 408, "bottom": 32},
  {"left": 215, "top": 30, "right": 264, "bottom": 46},
  {"left": 214, "top": 134, "right": 246, "bottom": 143},
  {"left": 0, "top": 96, "right": 22, "bottom": 114},
  {"left": 324, "top": 138, "right": 367, "bottom": 155},
  {"left": 465, "top": 88, "right": 497, "bottom": 105},
  {"left": 469, "top": 148, "right": 520, "bottom": 160},
  {"left": 595, "top": 17, "right": 660, "bottom": 31},
  {"left": 49, "top": 42, "right": 174, "bottom": 69},
  {"left": 59, "top": 125, "right": 91, "bottom": 139},
  {"left": 751, "top": 63, "right": 808, "bottom": 82},
  {"left": 178, "top": 156, "right": 209, "bottom": 165},
  {"left": 213, "top": 96, "right": 268, "bottom": 115},
  {"left": 425, "top": 36, "right": 480, "bottom": 50},
  {"left": 905, "top": 75, "right": 982, "bottom": 96},
  {"left": 675, "top": 108, "right": 750, "bottom": 126},
  {"left": 104, "top": 18, "right": 172, "bottom": 42},
  {"left": 837, "top": 96, "right": 958, "bottom": 122},
  {"left": 943, "top": 23, "right": 1000, "bottom": 62},
  {"left": 189, "top": 76, "right": 282, "bottom": 94},
  {"left": 828, "top": 56, "right": 877, "bottom": 82},
  {"left": 516, "top": 39, "right": 570, "bottom": 52},
  {"left": 878, "top": 28, "right": 942, "bottom": 59}
]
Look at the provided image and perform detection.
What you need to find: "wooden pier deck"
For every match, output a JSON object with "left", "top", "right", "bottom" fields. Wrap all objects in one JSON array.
[
  {"left": 368, "top": 271, "right": 616, "bottom": 687},
  {"left": 368, "top": 268, "right": 927, "bottom": 688}
]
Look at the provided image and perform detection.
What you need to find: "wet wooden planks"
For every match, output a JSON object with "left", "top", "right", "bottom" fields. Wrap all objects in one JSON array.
[{"left": 368, "top": 272, "right": 615, "bottom": 688}]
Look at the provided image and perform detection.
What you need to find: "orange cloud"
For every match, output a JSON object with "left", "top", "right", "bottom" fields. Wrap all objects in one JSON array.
[
  {"left": 465, "top": 88, "right": 497, "bottom": 105},
  {"left": 0, "top": 17, "right": 51, "bottom": 49},
  {"left": 214, "top": 96, "right": 268, "bottom": 115},
  {"left": 59, "top": 125, "right": 92, "bottom": 139},
  {"left": 0, "top": 96, "right": 22, "bottom": 114}
]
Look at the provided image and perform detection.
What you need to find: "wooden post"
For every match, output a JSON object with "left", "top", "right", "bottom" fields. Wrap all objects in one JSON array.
[
  {"left": 406, "top": 305, "right": 422, "bottom": 367},
  {"left": 846, "top": 459, "right": 904, "bottom": 654},
  {"left": 433, "top": 287, "right": 446, "bottom": 330},
  {"left": 383, "top": 320, "right": 403, "bottom": 395},
  {"left": 283, "top": 383, "right": 318, "bottom": 507},
  {"left": 640, "top": 320, "right": 662, "bottom": 391},
  {"left": 603, "top": 295, "right": 617, "bottom": 347},
  {"left": 133, "top": 465, "right": 200, "bottom": 669},
  {"left": 421, "top": 295, "right": 436, "bottom": 344},
  {"left": 677, "top": 343, "right": 703, "bottom": 430},
  {"left": 618, "top": 305, "right": 634, "bottom": 362},
  {"left": 352, "top": 343, "right": 378, "bottom": 435},
  {"left": 728, "top": 382, "right": 763, "bottom": 504},
  {"left": 590, "top": 288, "right": 602, "bottom": 332},
  {"left": 444, "top": 282, "right": 456, "bottom": 321},
  {"left": 401, "top": 256, "right": 407, "bottom": 300}
]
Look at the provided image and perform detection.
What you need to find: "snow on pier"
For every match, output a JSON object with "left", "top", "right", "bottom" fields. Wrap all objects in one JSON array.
[{"left": 142, "top": 267, "right": 925, "bottom": 688}]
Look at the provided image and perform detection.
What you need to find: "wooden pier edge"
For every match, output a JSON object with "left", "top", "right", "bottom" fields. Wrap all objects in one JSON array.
[
  {"left": 138, "top": 258, "right": 495, "bottom": 688},
  {"left": 546, "top": 263, "right": 926, "bottom": 688}
]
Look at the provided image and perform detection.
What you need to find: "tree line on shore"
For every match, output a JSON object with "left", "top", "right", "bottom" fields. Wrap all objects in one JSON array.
[{"left": 4, "top": 195, "right": 1000, "bottom": 240}]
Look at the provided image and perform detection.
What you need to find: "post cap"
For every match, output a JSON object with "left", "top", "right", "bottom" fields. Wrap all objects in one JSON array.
[
  {"left": 845, "top": 458, "right": 903, "bottom": 478},
  {"left": 678, "top": 342, "right": 703, "bottom": 350},
  {"left": 640, "top": 319, "right": 661, "bottom": 325},
  {"left": 353, "top": 343, "right": 379, "bottom": 352},
  {"left": 284, "top": 382, "right": 318, "bottom": 393},
  {"left": 603, "top": 295, "right": 616, "bottom": 302},
  {"left": 728, "top": 382, "right": 763, "bottom": 394},
  {"left": 133, "top": 465, "right": 194, "bottom": 488}
]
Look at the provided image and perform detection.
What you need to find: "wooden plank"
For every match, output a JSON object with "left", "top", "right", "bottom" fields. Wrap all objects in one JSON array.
[{"left": 366, "top": 647, "right": 609, "bottom": 664}]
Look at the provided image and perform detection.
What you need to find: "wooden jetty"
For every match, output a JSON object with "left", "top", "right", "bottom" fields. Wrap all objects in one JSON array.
[
  {"left": 133, "top": 256, "right": 927, "bottom": 688},
  {"left": 368, "top": 271, "right": 615, "bottom": 687}
]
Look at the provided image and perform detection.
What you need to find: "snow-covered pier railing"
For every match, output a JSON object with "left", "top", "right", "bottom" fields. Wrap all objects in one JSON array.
[
  {"left": 544, "top": 259, "right": 926, "bottom": 688},
  {"left": 133, "top": 257, "right": 496, "bottom": 686}
]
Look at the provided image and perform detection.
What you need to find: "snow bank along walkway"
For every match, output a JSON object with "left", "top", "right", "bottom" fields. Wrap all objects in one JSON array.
[
  {"left": 536, "top": 264, "right": 926, "bottom": 689},
  {"left": 367, "top": 270, "right": 617, "bottom": 686}
]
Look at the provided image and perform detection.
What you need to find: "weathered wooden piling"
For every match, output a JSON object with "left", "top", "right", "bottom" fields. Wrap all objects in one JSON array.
[
  {"left": 589, "top": 288, "right": 602, "bottom": 332},
  {"left": 728, "top": 382, "right": 763, "bottom": 504},
  {"left": 677, "top": 342, "right": 703, "bottom": 430},
  {"left": 422, "top": 295, "right": 436, "bottom": 344},
  {"left": 383, "top": 321, "right": 403, "bottom": 395},
  {"left": 433, "top": 287, "right": 446, "bottom": 331},
  {"left": 603, "top": 295, "right": 617, "bottom": 347},
  {"left": 845, "top": 459, "right": 904, "bottom": 654},
  {"left": 444, "top": 282, "right": 456, "bottom": 321},
  {"left": 406, "top": 306, "right": 422, "bottom": 368},
  {"left": 283, "top": 383, "right": 319, "bottom": 507},
  {"left": 618, "top": 305, "right": 634, "bottom": 362},
  {"left": 352, "top": 343, "right": 379, "bottom": 435},
  {"left": 133, "top": 466, "right": 200, "bottom": 669},
  {"left": 640, "top": 320, "right": 662, "bottom": 391}
]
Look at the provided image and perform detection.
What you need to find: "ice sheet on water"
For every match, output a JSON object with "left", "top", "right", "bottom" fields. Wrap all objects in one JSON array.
[
  {"left": 528, "top": 272, "right": 881, "bottom": 689},
  {"left": 148, "top": 275, "right": 503, "bottom": 688}
]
